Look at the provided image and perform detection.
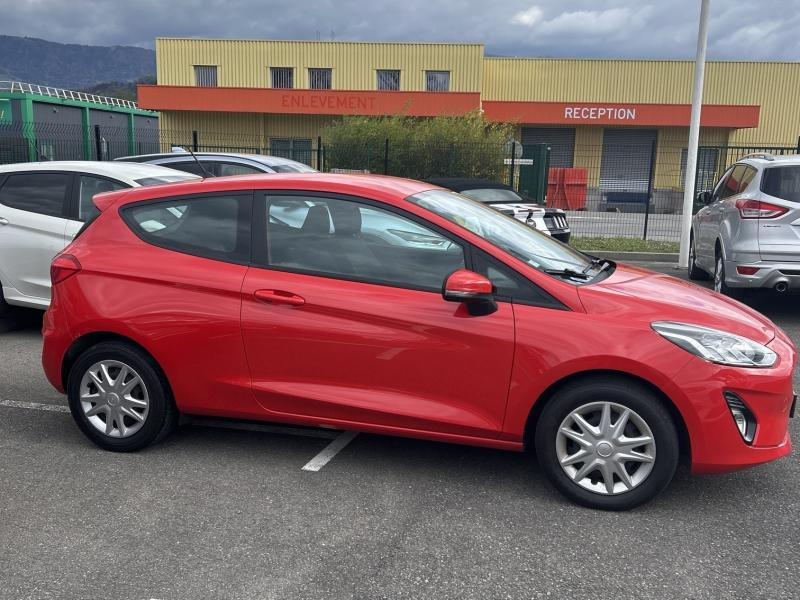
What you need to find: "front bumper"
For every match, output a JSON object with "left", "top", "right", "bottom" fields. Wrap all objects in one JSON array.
[
  {"left": 672, "top": 332, "right": 797, "bottom": 474},
  {"left": 724, "top": 258, "right": 800, "bottom": 290}
]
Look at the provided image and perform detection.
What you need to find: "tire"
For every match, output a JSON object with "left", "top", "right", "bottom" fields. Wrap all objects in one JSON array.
[
  {"left": 713, "top": 252, "right": 742, "bottom": 299},
  {"left": 688, "top": 234, "right": 708, "bottom": 280},
  {"left": 0, "top": 282, "right": 9, "bottom": 317},
  {"left": 534, "top": 377, "right": 679, "bottom": 511},
  {"left": 67, "top": 341, "right": 178, "bottom": 451}
]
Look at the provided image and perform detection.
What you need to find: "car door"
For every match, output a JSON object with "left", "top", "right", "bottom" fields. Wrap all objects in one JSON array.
[
  {"left": 64, "top": 174, "right": 129, "bottom": 239},
  {"left": 0, "top": 171, "right": 72, "bottom": 303},
  {"left": 240, "top": 192, "right": 516, "bottom": 439},
  {"left": 697, "top": 166, "right": 735, "bottom": 267}
]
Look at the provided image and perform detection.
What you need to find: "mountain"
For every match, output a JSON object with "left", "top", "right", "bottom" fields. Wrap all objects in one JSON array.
[
  {"left": 0, "top": 35, "right": 155, "bottom": 90},
  {"left": 81, "top": 76, "right": 156, "bottom": 101}
]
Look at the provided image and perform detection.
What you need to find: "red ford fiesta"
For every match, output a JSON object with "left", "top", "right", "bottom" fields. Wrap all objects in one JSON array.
[{"left": 42, "top": 174, "right": 796, "bottom": 509}]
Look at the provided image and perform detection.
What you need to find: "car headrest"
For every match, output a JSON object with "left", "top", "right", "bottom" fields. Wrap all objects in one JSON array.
[
  {"left": 329, "top": 202, "right": 362, "bottom": 236},
  {"left": 301, "top": 204, "right": 331, "bottom": 234}
]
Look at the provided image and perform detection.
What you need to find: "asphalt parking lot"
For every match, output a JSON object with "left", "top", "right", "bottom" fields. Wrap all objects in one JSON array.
[{"left": 0, "top": 263, "right": 798, "bottom": 600}]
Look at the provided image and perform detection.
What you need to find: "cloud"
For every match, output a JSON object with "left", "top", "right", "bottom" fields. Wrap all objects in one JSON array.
[
  {"left": 511, "top": 6, "right": 543, "bottom": 27},
  {"left": 510, "top": 5, "right": 654, "bottom": 38},
  {"left": 0, "top": 0, "right": 799, "bottom": 61}
]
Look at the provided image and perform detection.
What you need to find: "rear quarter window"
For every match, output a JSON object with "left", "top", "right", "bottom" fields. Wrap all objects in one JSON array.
[
  {"left": 760, "top": 166, "right": 800, "bottom": 203},
  {"left": 123, "top": 194, "right": 252, "bottom": 264},
  {"left": 0, "top": 172, "right": 70, "bottom": 217}
]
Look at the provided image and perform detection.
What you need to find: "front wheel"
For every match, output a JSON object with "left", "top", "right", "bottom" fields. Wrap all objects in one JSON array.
[
  {"left": 535, "top": 378, "right": 679, "bottom": 510},
  {"left": 67, "top": 341, "right": 177, "bottom": 451}
]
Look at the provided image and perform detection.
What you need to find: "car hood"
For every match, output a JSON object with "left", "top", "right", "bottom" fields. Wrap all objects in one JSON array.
[{"left": 577, "top": 263, "right": 775, "bottom": 344}]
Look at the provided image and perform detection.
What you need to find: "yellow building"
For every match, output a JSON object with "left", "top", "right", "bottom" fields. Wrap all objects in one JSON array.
[{"left": 139, "top": 38, "right": 800, "bottom": 211}]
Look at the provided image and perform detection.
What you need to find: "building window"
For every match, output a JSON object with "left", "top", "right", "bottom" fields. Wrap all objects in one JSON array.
[
  {"left": 270, "top": 137, "right": 313, "bottom": 165},
  {"left": 309, "top": 68, "right": 332, "bottom": 90},
  {"left": 377, "top": 70, "right": 401, "bottom": 91},
  {"left": 425, "top": 70, "right": 450, "bottom": 92},
  {"left": 194, "top": 65, "right": 218, "bottom": 87},
  {"left": 271, "top": 67, "right": 294, "bottom": 89}
]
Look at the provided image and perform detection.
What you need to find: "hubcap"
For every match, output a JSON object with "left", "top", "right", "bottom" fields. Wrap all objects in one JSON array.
[
  {"left": 556, "top": 401, "right": 656, "bottom": 495},
  {"left": 79, "top": 360, "right": 149, "bottom": 438},
  {"left": 714, "top": 258, "right": 723, "bottom": 293}
]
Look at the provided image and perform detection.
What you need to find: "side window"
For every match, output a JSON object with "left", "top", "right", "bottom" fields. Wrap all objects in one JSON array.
[
  {"left": 162, "top": 161, "right": 212, "bottom": 176},
  {"left": 217, "top": 162, "right": 263, "bottom": 177},
  {"left": 719, "top": 165, "right": 745, "bottom": 199},
  {"left": 78, "top": 176, "right": 127, "bottom": 221},
  {"left": 265, "top": 195, "right": 465, "bottom": 291},
  {"left": 124, "top": 194, "right": 252, "bottom": 263},
  {"left": 711, "top": 168, "right": 733, "bottom": 201},
  {"left": 473, "top": 251, "right": 562, "bottom": 308},
  {"left": 0, "top": 172, "right": 69, "bottom": 217},
  {"left": 738, "top": 166, "right": 757, "bottom": 192}
]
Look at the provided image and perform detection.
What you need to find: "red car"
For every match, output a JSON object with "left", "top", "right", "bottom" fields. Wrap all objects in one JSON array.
[{"left": 42, "top": 174, "right": 796, "bottom": 510}]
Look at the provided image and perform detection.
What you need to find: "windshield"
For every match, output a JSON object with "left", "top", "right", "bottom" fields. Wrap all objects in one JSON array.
[
  {"left": 267, "top": 162, "right": 317, "bottom": 173},
  {"left": 459, "top": 188, "right": 524, "bottom": 203},
  {"left": 134, "top": 174, "right": 201, "bottom": 186},
  {"left": 408, "top": 189, "right": 592, "bottom": 275}
]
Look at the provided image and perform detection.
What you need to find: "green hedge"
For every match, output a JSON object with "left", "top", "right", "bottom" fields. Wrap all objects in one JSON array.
[{"left": 322, "top": 112, "right": 514, "bottom": 181}]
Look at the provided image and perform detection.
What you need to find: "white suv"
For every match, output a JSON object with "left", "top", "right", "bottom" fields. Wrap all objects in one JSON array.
[
  {"left": 689, "top": 153, "right": 800, "bottom": 296},
  {"left": 0, "top": 162, "right": 199, "bottom": 312}
]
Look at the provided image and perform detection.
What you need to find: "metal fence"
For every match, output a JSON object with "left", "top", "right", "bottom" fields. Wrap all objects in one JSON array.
[{"left": 1, "top": 122, "right": 797, "bottom": 242}]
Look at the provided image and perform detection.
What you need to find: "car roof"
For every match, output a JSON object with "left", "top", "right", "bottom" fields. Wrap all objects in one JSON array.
[
  {"left": 0, "top": 160, "right": 199, "bottom": 184},
  {"left": 116, "top": 152, "right": 312, "bottom": 169},
  {"left": 92, "top": 173, "right": 441, "bottom": 213},
  {"left": 424, "top": 177, "right": 511, "bottom": 192},
  {"left": 737, "top": 154, "right": 800, "bottom": 168}
]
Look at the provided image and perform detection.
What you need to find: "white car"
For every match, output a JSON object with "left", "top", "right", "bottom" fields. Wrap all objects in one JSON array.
[{"left": 0, "top": 161, "right": 199, "bottom": 312}]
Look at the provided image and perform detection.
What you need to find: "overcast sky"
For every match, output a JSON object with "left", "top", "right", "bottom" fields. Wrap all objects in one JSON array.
[{"left": 1, "top": 0, "right": 799, "bottom": 60}]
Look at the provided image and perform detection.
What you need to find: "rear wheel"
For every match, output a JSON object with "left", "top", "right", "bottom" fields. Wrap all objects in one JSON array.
[
  {"left": 534, "top": 377, "right": 679, "bottom": 510},
  {"left": 714, "top": 252, "right": 742, "bottom": 299},
  {"left": 67, "top": 341, "right": 177, "bottom": 451},
  {"left": 688, "top": 234, "right": 708, "bottom": 280}
]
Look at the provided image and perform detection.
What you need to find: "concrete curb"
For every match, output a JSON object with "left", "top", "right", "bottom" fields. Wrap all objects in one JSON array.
[{"left": 584, "top": 250, "right": 680, "bottom": 263}]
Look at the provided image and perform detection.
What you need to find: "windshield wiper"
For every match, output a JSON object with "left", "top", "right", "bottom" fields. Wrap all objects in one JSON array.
[
  {"left": 582, "top": 256, "right": 616, "bottom": 275},
  {"left": 544, "top": 268, "right": 591, "bottom": 280}
]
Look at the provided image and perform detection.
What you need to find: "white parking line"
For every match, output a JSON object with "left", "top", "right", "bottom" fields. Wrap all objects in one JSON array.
[
  {"left": 0, "top": 398, "right": 357, "bottom": 470},
  {"left": 0, "top": 399, "right": 69, "bottom": 413},
  {"left": 301, "top": 430, "right": 359, "bottom": 472}
]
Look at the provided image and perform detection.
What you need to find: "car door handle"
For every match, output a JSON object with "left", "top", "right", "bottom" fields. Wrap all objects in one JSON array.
[
  {"left": 0, "top": 217, "right": 8, "bottom": 225},
  {"left": 253, "top": 289, "right": 305, "bottom": 307}
]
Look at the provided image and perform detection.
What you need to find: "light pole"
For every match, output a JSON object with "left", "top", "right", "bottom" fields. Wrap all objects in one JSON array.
[{"left": 678, "top": 0, "right": 711, "bottom": 268}]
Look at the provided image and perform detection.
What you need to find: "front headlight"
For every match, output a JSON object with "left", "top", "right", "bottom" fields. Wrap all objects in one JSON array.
[{"left": 651, "top": 321, "right": 777, "bottom": 368}]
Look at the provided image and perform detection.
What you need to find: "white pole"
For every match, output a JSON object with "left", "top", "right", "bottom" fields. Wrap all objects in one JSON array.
[{"left": 679, "top": 0, "right": 712, "bottom": 268}]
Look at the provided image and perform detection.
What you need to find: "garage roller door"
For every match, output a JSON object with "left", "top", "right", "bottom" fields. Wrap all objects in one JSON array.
[
  {"left": 521, "top": 127, "right": 575, "bottom": 167},
  {"left": 599, "top": 129, "right": 656, "bottom": 195}
]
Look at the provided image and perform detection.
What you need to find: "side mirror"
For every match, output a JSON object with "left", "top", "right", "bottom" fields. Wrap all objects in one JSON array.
[
  {"left": 442, "top": 269, "right": 497, "bottom": 316},
  {"left": 696, "top": 191, "right": 712, "bottom": 205}
]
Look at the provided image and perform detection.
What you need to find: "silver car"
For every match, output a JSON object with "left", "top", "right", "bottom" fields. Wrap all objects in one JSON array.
[
  {"left": 115, "top": 151, "right": 317, "bottom": 175},
  {"left": 689, "top": 153, "right": 800, "bottom": 296}
]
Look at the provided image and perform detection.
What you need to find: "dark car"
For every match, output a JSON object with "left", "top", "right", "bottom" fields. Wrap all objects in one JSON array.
[
  {"left": 115, "top": 151, "right": 317, "bottom": 176},
  {"left": 426, "top": 178, "right": 571, "bottom": 242}
]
